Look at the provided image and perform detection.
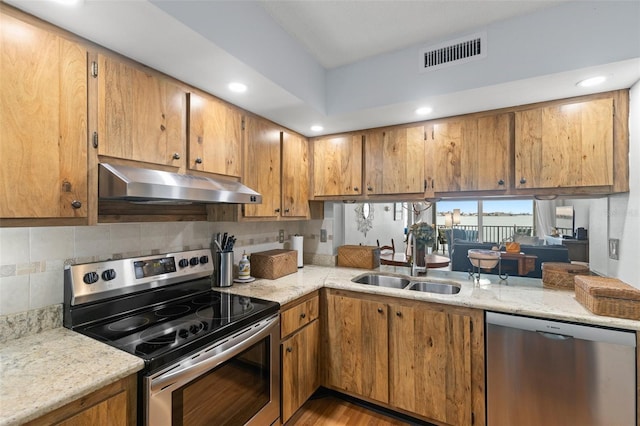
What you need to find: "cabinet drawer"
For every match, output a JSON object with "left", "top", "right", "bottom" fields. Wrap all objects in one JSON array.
[{"left": 281, "top": 295, "right": 319, "bottom": 338}]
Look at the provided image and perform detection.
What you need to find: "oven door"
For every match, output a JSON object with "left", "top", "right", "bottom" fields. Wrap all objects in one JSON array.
[{"left": 145, "top": 314, "right": 280, "bottom": 426}]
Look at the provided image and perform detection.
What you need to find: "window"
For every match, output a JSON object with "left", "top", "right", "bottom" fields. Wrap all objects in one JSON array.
[{"left": 437, "top": 200, "right": 534, "bottom": 244}]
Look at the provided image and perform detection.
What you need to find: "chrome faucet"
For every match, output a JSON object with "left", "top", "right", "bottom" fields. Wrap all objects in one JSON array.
[{"left": 407, "top": 231, "right": 427, "bottom": 277}]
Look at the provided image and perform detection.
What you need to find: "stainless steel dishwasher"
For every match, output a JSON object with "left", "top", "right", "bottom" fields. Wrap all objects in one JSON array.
[{"left": 486, "top": 311, "right": 636, "bottom": 426}]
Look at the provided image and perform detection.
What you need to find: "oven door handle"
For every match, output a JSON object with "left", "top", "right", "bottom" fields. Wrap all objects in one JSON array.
[{"left": 150, "top": 314, "right": 278, "bottom": 393}]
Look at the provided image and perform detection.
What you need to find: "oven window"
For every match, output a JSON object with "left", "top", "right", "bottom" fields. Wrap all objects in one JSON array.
[{"left": 171, "top": 337, "right": 271, "bottom": 426}]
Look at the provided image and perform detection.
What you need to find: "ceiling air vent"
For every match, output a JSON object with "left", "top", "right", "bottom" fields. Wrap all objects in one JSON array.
[{"left": 419, "top": 32, "right": 487, "bottom": 73}]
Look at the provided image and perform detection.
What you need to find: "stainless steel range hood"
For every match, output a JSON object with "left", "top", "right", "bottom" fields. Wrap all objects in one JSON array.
[{"left": 99, "top": 163, "right": 261, "bottom": 204}]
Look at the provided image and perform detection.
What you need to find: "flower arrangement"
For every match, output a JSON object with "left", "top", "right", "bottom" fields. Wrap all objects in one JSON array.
[{"left": 409, "top": 222, "right": 436, "bottom": 249}]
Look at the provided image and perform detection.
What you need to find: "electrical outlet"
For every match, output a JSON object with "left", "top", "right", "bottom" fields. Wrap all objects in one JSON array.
[
  {"left": 320, "top": 229, "right": 327, "bottom": 242},
  {"left": 609, "top": 238, "right": 619, "bottom": 260},
  {"left": 279, "top": 229, "right": 285, "bottom": 243}
]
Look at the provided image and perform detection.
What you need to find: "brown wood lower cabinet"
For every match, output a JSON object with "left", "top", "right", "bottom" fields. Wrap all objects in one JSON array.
[
  {"left": 323, "top": 289, "right": 485, "bottom": 426},
  {"left": 25, "top": 375, "right": 137, "bottom": 426},
  {"left": 324, "top": 292, "right": 389, "bottom": 404},
  {"left": 281, "top": 293, "right": 320, "bottom": 423}
]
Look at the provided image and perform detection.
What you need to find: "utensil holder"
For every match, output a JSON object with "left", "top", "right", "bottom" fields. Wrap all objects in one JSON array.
[{"left": 214, "top": 251, "right": 234, "bottom": 287}]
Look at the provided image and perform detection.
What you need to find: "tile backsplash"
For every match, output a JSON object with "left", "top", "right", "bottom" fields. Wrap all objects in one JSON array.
[{"left": 0, "top": 220, "right": 333, "bottom": 319}]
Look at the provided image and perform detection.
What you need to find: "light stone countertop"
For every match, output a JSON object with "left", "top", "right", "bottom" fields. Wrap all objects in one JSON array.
[
  {"left": 0, "top": 327, "right": 144, "bottom": 426},
  {"left": 217, "top": 264, "right": 640, "bottom": 331},
  {"left": 3, "top": 264, "right": 639, "bottom": 426}
]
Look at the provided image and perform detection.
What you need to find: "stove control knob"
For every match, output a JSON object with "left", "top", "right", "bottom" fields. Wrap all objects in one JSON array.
[
  {"left": 189, "top": 257, "right": 199, "bottom": 266},
  {"left": 199, "top": 255, "right": 209, "bottom": 265},
  {"left": 178, "top": 328, "right": 189, "bottom": 339},
  {"left": 178, "top": 258, "right": 189, "bottom": 268},
  {"left": 189, "top": 324, "right": 202, "bottom": 334},
  {"left": 83, "top": 272, "right": 99, "bottom": 285},
  {"left": 101, "top": 269, "right": 117, "bottom": 281}
]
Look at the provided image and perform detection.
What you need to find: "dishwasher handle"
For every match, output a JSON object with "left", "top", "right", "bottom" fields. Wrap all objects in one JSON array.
[{"left": 537, "top": 330, "right": 573, "bottom": 341}]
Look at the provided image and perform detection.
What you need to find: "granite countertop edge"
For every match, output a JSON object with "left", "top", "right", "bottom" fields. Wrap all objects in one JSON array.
[
  {"left": 3, "top": 264, "right": 639, "bottom": 425},
  {"left": 0, "top": 328, "right": 144, "bottom": 426}
]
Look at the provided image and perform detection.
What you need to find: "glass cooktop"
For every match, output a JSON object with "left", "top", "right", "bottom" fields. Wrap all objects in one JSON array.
[{"left": 76, "top": 288, "right": 279, "bottom": 371}]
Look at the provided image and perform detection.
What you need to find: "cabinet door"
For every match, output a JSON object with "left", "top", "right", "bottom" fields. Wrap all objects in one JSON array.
[
  {"left": 325, "top": 293, "right": 388, "bottom": 403},
  {"left": 426, "top": 114, "right": 510, "bottom": 194},
  {"left": 243, "top": 116, "right": 281, "bottom": 217},
  {"left": 389, "top": 303, "right": 473, "bottom": 426},
  {"left": 97, "top": 54, "right": 185, "bottom": 168},
  {"left": 282, "top": 132, "right": 310, "bottom": 218},
  {"left": 312, "top": 135, "right": 363, "bottom": 197},
  {"left": 188, "top": 93, "right": 242, "bottom": 177},
  {"left": 425, "top": 120, "right": 463, "bottom": 193},
  {"left": 475, "top": 113, "right": 511, "bottom": 191},
  {"left": 281, "top": 320, "right": 320, "bottom": 423},
  {"left": 58, "top": 390, "right": 127, "bottom": 426},
  {"left": 0, "top": 12, "right": 87, "bottom": 218},
  {"left": 515, "top": 98, "right": 613, "bottom": 189},
  {"left": 365, "top": 126, "right": 425, "bottom": 195}
]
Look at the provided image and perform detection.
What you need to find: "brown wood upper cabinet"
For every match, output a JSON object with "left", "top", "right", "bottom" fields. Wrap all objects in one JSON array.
[
  {"left": 515, "top": 97, "right": 614, "bottom": 189},
  {"left": 364, "top": 126, "right": 426, "bottom": 195},
  {"left": 187, "top": 92, "right": 242, "bottom": 177},
  {"left": 0, "top": 10, "right": 88, "bottom": 219},
  {"left": 96, "top": 54, "right": 186, "bottom": 169},
  {"left": 281, "top": 131, "right": 311, "bottom": 218},
  {"left": 243, "top": 117, "right": 310, "bottom": 219},
  {"left": 312, "top": 134, "right": 363, "bottom": 197},
  {"left": 243, "top": 116, "right": 282, "bottom": 218},
  {"left": 425, "top": 113, "right": 511, "bottom": 195}
]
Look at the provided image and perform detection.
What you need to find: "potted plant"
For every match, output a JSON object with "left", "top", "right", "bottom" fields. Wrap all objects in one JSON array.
[{"left": 408, "top": 222, "right": 436, "bottom": 266}]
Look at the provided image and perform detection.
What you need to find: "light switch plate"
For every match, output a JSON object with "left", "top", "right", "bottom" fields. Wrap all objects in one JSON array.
[
  {"left": 608, "top": 238, "right": 619, "bottom": 260},
  {"left": 320, "top": 229, "right": 327, "bottom": 242}
]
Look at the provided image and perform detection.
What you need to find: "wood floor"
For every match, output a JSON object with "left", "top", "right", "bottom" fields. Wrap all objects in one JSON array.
[{"left": 287, "top": 394, "right": 421, "bottom": 426}]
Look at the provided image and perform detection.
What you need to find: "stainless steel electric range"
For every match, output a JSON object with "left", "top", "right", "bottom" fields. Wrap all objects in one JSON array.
[{"left": 64, "top": 249, "right": 281, "bottom": 426}]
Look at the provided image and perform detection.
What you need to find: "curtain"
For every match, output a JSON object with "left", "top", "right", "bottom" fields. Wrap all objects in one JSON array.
[{"left": 535, "top": 200, "right": 557, "bottom": 239}]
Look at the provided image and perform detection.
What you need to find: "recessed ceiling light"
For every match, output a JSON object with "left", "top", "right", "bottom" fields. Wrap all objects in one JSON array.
[
  {"left": 228, "top": 82, "right": 247, "bottom": 93},
  {"left": 415, "top": 106, "right": 433, "bottom": 116},
  {"left": 576, "top": 76, "right": 607, "bottom": 88},
  {"left": 310, "top": 125, "right": 324, "bottom": 132}
]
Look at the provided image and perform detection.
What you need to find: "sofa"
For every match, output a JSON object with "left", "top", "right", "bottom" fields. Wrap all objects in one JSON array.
[
  {"left": 444, "top": 228, "right": 478, "bottom": 257},
  {"left": 450, "top": 241, "right": 570, "bottom": 278}
]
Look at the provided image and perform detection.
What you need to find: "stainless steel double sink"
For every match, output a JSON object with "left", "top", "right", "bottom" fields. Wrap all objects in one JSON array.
[{"left": 351, "top": 273, "right": 461, "bottom": 295}]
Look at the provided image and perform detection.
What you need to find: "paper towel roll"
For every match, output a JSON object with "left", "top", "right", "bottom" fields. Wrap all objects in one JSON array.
[{"left": 292, "top": 235, "right": 304, "bottom": 268}]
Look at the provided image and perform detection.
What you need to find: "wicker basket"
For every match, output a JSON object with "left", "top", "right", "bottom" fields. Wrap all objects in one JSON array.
[
  {"left": 504, "top": 242, "right": 521, "bottom": 253},
  {"left": 337, "top": 245, "right": 380, "bottom": 269},
  {"left": 574, "top": 275, "right": 640, "bottom": 320},
  {"left": 542, "top": 262, "right": 591, "bottom": 289},
  {"left": 250, "top": 249, "right": 297, "bottom": 280}
]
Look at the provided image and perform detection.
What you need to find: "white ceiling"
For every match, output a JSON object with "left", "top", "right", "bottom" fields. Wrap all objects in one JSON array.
[
  {"left": 259, "top": 0, "right": 568, "bottom": 69},
  {"left": 6, "top": 0, "right": 640, "bottom": 137}
]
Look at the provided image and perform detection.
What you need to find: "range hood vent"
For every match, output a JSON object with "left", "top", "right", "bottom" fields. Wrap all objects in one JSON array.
[
  {"left": 99, "top": 163, "right": 261, "bottom": 205},
  {"left": 420, "top": 32, "right": 487, "bottom": 72}
]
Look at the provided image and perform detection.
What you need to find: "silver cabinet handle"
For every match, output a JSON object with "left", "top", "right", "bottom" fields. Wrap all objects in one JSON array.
[{"left": 173, "top": 153, "right": 181, "bottom": 160}]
